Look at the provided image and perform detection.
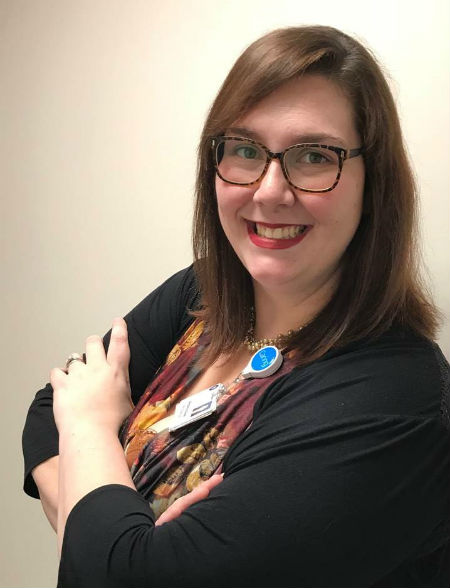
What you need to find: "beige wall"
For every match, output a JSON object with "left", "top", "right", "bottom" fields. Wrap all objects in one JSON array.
[{"left": 1, "top": 1, "right": 448, "bottom": 586}]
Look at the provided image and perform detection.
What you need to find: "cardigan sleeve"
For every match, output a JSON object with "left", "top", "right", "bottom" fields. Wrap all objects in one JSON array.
[
  {"left": 57, "top": 337, "right": 450, "bottom": 588},
  {"left": 57, "top": 418, "right": 449, "bottom": 588},
  {"left": 22, "top": 264, "right": 199, "bottom": 498}
]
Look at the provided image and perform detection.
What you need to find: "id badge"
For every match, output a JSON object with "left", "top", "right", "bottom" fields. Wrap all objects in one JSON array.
[{"left": 169, "top": 383, "right": 225, "bottom": 432}]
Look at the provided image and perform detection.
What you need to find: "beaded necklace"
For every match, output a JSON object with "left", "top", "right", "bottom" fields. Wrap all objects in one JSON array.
[{"left": 243, "top": 306, "right": 305, "bottom": 352}]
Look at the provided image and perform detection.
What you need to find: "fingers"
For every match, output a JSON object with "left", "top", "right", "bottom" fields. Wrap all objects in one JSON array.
[
  {"left": 85, "top": 334, "right": 106, "bottom": 365},
  {"left": 61, "top": 352, "right": 85, "bottom": 375},
  {"left": 155, "top": 474, "right": 224, "bottom": 527},
  {"left": 155, "top": 494, "right": 193, "bottom": 526},
  {"left": 200, "top": 473, "right": 224, "bottom": 492},
  {"left": 107, "top": 317, "right": 130, "bottom": 370},
  {"left": 155, "top": 485, "right": 211, "bottom": 526},
  {"left": 83, "top": 317, "right": 129, "bottom": 368},
  {"left": 50, "top": 367, "right": 68, "bottom": 390},
  {"left": 55, "top": 318, "right": 129, "bottom": 382}
]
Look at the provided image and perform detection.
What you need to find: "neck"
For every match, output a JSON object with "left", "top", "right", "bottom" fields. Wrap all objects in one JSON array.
[{"left": 251, "top": 272, "right": 339, "bottom": 341}]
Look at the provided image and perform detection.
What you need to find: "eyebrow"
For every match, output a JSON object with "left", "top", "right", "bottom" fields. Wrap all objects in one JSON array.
[{"left": 226, "top": 126, "right": 347, "bottom": 147}]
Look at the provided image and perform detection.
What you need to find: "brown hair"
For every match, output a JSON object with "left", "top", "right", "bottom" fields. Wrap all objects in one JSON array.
[{"left": 191, "top": 25, "right": 439, "bottom": 368}]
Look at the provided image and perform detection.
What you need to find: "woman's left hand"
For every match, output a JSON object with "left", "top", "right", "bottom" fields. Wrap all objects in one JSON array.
[
  {"left": 155, "top": 474, "right": 224, "bottom": 526},
  {"left": 51, "top": 317, "right": 134, "bottom": 434}
]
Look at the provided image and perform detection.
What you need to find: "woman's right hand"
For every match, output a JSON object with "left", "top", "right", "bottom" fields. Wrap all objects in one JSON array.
[{"left": 155, "top": 474, "right": 224, "bottom": 526}]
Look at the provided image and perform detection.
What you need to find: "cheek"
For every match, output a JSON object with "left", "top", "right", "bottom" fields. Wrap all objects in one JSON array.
[
  {"left": 340, "top": 180, "right": 365, "bottom": 231},
  {"left": 215, "top": 178, "right": 253, "bottom": 224},
  {"left": 297, "top": 194, "right": 336, "bottom": 225},
  {"left": 300, "top": 182, "right": 363, "bottom": 232}
]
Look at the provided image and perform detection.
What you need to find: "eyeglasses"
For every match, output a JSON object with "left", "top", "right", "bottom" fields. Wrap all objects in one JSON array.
[{"left": 211, "top": 136, "right": 363, "bottom": 193}]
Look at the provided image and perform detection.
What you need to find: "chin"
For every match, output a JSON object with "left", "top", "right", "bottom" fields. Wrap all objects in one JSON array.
[{"left": 243, "top": 257, "right": 302, "bottom": 288}]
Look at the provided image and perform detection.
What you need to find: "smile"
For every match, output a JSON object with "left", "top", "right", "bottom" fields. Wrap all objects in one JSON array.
[
  {"left": 254, "top": 222, "right": 308, "bottom": 239},
  {"left": 246, "top": 220, "right": 312, "bottom": 250}
]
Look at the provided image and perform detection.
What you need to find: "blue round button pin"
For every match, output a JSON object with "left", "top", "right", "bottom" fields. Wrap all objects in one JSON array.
[
  {"left": 251, "top": 346, "right": 277, "bottom": 371},
  {"left": 242, "top": 345, "right": 283, "bottom": 379}
]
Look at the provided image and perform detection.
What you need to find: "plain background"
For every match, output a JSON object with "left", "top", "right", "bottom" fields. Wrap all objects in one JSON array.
[{"left": 1, "top": 1, "right": 449, "bottom": 586}]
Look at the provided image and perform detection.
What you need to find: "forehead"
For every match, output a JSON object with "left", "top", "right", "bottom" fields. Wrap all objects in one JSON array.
[{"left": 232, "top": 74, "right": 359, "bottom": 148}]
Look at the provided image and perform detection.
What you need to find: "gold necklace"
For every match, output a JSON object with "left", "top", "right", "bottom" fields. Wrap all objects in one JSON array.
[{"left": 243, "top": 307, "right": 304, "bottom": 352}]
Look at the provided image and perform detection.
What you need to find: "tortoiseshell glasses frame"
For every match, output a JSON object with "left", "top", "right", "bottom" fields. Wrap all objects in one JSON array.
[{"left": 211, "top": 136, "right": 363, "bottom": 193}]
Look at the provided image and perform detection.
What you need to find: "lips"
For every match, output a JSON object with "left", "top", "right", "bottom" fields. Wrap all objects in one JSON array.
[{"left": 246, "top": 220, "right": 312, "bottom": 250}]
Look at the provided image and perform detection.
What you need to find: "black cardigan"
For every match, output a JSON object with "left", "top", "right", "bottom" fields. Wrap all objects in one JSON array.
[{"left": 22, "top": 265, "right": 450, "bottom": 587}]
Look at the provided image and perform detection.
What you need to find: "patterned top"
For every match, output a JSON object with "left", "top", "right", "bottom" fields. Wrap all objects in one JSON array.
[{"left": 119, "top": 317, "right": 296, "bottom": 519}]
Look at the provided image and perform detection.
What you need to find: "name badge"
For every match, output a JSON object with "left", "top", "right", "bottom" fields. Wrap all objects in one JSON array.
[
  {"left": 169, "top": 383, "right": 225, "bottom": 432},
  {"left": 168, "top": 347, "right": 282, "bottom": 433}
]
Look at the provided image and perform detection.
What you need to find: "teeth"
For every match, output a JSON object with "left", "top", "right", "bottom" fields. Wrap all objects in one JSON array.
[
  {"left": 288, "top": 226, "right": 297, "bottom": 238},
  {"left": 255, "top": 223, "right": 307, "bottom": 239}
]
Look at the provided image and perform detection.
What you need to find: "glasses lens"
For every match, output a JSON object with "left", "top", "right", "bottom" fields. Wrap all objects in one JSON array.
[
  {"left": 284, "top": 145, "right": 340, "bottom": 190},
  {"left": 215, "top": 138, "right": 266, "bottom": 184}
]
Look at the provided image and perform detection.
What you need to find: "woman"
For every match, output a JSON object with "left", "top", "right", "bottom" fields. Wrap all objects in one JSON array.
[{"left": 23, "top": 25, "right": 449, "bottom": 587}]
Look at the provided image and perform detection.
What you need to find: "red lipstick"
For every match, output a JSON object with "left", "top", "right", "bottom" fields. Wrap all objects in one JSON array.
[{"left": 246, "top": 221, "right": 311, "bottom": 250}]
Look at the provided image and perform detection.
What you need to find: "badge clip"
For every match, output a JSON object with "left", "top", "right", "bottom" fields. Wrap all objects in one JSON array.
[{"left": 241, "top": 346, "right": 283, "bottom": 379}]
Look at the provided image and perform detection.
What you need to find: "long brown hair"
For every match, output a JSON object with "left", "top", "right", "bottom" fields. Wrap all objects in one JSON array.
[{"left": 191, "top": 25, "right": 439, "bottom": 368}]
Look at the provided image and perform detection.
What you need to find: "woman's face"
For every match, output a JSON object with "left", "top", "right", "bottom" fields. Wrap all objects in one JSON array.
[{"left": 215, "top": 74, "right": 365, "bottom": 296}]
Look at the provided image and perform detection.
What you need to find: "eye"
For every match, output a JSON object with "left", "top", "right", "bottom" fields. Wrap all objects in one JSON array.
[
  {"left": 234, "top": 145, "right": 260, "bottom": 159},
  {"left": 288, "top": 146, "right": 339, "bottom": 167},
  {"left": 301, "top": 150, "right": 330, "bottom": 164}
]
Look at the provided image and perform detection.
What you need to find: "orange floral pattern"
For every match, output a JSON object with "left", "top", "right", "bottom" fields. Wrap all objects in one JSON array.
[{"left": 119, "top": 318, "right": 295, "bottom": 519}]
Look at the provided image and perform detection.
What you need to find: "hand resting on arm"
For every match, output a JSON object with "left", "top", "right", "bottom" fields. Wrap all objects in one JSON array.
[
  {"left": 24, "top": 265, "right": 200, "bottom": 528},
  {"left": 51, "top": 318, "right": 223, "bottom": 554}
]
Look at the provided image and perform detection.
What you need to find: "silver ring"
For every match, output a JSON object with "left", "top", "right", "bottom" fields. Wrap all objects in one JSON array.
[{"left": 65, "top": 352, "right": 85, "bottom": 371}]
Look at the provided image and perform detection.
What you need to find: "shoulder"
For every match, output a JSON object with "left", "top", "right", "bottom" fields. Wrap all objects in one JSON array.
[
  {"left": 151, "top": 263, "right": 199, "bottom": 308},
  {"left": 121, "top": 264, "right": 201, "bottom": 376},
  {"left": 126, "top": 264, "right": 200, "bottom": 332},
  {"left": 257, "top": 326, "right": 449, "bottom": 426}
]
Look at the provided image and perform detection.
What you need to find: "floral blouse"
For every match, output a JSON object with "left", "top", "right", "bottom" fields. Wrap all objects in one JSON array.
[{"left": 119, "top": 318, "right": 295, "bottom": 519}]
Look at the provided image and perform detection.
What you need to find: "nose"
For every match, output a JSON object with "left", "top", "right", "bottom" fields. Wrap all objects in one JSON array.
[{"left": 252, "top": 158, "right": 296, "bottom": 208}]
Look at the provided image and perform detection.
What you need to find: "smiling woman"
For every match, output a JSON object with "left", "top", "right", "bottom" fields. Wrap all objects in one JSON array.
[
  {"left": 214, "top": 74, "right": 365, "bottom": 309},
  {"left": 22, "top": 25, "right": 449, "bottom": 588}
]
